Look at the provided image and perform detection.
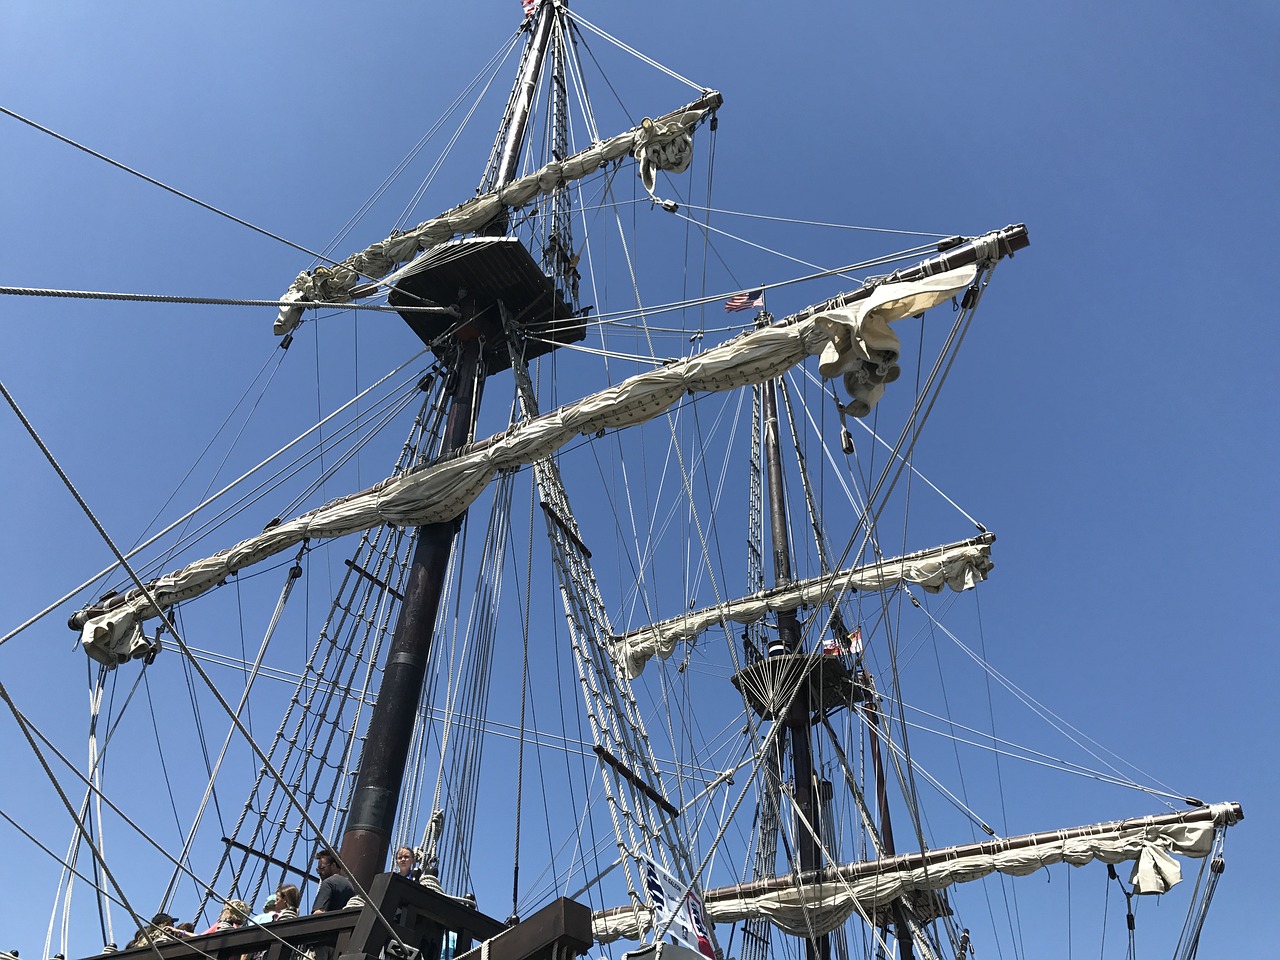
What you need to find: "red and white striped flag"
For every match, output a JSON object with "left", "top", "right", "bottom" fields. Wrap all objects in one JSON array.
[
  {"left": 522, "top": 0, "right": 536, "bottom": 14},
  {"left": 724, "top": 289, "right": 764, "bottom": 313}
]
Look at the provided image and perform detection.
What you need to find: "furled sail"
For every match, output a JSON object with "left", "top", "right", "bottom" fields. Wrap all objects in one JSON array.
[
  {"left": 73, "top": 262, "right": 981, "bottom": 666},
  {"left": 274, "top": 92, "right": 723, "bottom": 335},
  {"left": 592, "top": 803, "right": 1243, "bottom": 942},
  {"left": 613, "top": 533, "right": 995, "bottom": 678}
]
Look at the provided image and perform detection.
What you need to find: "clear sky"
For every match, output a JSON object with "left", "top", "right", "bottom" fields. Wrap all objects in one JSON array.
[{"left": 1, "top": 2, "right": 1276, "bottom": 957}]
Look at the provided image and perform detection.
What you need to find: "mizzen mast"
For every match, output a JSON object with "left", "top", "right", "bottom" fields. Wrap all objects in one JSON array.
[{"left": 762, "top": 369, "right": 827, "bottom": 960}]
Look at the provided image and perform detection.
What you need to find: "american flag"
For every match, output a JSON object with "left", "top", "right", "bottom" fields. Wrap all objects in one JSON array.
[
  {"left": 724, "top": 289, "right": 764, "bottom": 313},
  {"left": 522, "top": 0, "right": 536, "bottom": 13}
]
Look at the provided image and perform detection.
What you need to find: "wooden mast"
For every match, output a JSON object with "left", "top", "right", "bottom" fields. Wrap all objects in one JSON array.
[
  {"left": 761, "top": 372, "right": 829, "bottom": 960},
  {"left": 339, "top": 331, "right": 484, "bottom": 889},
  {"left": 338, "top": 0, "right": 558, "bottom": 891}
]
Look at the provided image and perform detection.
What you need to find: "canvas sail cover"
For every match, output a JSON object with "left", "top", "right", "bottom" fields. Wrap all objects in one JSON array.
[
  {"left": 274, "top": 94, "right": 721, "bottom": 334},
  {"left": 613, "top": 534, "right": 995, "bottom": 678},
  {"left": 593, "top": 805, "right": 1238, "bottom": 942},
  {"left": 77, "top": 266, "right": 977, "bottom": 666}
]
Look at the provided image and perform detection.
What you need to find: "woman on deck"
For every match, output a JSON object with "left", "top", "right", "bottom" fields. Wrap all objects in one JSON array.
[
  {"left": 273, "top": 885, "right": 300, "bottom": 921},
  {"left": 202, "top": 900, "right": 250, "bottom": 935}
]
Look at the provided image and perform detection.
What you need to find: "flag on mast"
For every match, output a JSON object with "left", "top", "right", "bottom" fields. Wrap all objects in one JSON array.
[
  {"left": 848, "top": 625, "right": 863, "bottom": 656},
  {"left": 724, "top": 288, "right": 764, "bottom": 312},
  {"left": 823, "top": 625, "right": 863, "bottom": 656}
]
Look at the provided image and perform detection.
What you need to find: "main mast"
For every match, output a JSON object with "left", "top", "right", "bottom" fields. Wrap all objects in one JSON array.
[
  {"left": 338, "top": 329, "right": 485, "bottom": 887},
  {"left": 339, "top": 0, "right": 564, "bottom": 889}
]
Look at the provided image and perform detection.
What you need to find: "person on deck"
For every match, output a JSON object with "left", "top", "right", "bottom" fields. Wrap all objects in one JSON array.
[
  {"left": 273, "top": 885, "right": 301, "bottom": 921},
  {"left": 311, "top": 851, "right": 354, "bottom": 913},
  {"left": 125, "top": 913, "right": 180, "bottom": 949},
  {"left": 250, "top": 893, "right": 278, "bottom": 925},
  {"left": 392, "top": 846, "right": 419, "bottom": 881},
  {"left": 202, "top": 900, "right": 249, "bottom": 935}
]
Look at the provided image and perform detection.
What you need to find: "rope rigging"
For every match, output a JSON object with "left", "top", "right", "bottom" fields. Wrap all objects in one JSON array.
[
  {"left": 0, "top": 104, "right": 337, "bottom": 264},
  {"left": 209, "top": 390, "right": 449, "bottom": 900},
  {"left": 0, "top": 347, "right": 434, "bottom": 651},
  {"left": 1173, "top": 829, "right": 1227, "bottom": 960},
  {"left": 507, "top": 318, "right": 722, "bottom": 948},
  {"left": 4, "top": 6, "right": 1237, "bottom": 956}
]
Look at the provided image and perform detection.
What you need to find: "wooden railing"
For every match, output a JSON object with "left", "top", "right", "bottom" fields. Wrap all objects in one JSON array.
[{"left": 88, "top": 873, "right": 591, "bottom": 960}]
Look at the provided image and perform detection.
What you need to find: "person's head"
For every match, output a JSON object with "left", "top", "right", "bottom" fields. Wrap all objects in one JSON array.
[
  {"left": 275, "top": 885, "right": 300, "bottom": 911},
  {"left": 261, "top": 893, "right": 278, "bottom": 914},
  {"left": 393, "top": 846, "right": 415, "bottom": 875},
  {"left": 314, "top": 850, "right": 339, "bottom": 879},
  {"left": 218, "top": 900, "right": 249, "bottom": 925},
  {"left": 176, "top": 923, "right": 195, "bottom": 935},
  {"left": 149, "top": 913, "right": 176, "bottom": 928}
]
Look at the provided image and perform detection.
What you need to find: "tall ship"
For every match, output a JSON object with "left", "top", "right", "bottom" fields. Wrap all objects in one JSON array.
[{"left": 0, "top": 4, "right": 1242, "bottom": 960}]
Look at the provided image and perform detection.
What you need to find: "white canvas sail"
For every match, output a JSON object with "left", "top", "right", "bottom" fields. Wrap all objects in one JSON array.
[
  {"left": 593, "top": 804, "right": 1242, "bottom": 942},
  {"left": 274, "top": 93, "right": 722, "bottom": 334},
  {"left": 613, "top": 534, "right": 995, "bottom": 677},
  {"left": 76, "top": 265, "right": 978, "bottom": 666}
]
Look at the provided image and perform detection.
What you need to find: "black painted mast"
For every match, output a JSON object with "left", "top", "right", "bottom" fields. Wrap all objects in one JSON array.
[
  {"left": 339, "top": 335, "right": 484, "bottom": 889},
  {"left": 760, "top": 372, "right": 829, "bottom": 960},
  {"left": 338, "top": 1, "right": 559, "bottom": 891}
]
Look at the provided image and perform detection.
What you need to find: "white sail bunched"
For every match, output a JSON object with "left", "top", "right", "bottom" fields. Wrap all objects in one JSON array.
[
  {"left": 76, "top": 265, "right": 978, "bottom": 666},
  {"left": 593, "top": 804, "right": 1242, "bottom": 942},
  {"left": 274, "top": 93, "right": 722, "bottom": 335},
  {"left": 613, "top": 534, "right": 995, "bottom": 678}
]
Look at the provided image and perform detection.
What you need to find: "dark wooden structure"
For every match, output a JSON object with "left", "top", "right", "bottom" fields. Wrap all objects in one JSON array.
[
  {"left": 388, "top": 237, "right": 586, "bottom": 376},
  {"left": 86, "top": 875, "right": 591, "bottom": 960},
  {"left": 731, "top": 652, "right": 860, "bottom": 722}
]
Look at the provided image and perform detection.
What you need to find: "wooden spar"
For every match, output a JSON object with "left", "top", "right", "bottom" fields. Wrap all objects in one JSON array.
[
  {"left": 590, "top": 803, "right": 1245, "bottom": 933},
  {"left": 761, "top": 376, "right": 796, "bottom": 660},
  {"left": 493, "top": 5, "right": 555, "bottom": 192},
  {"left": 863, "top": 692, "right": 916, "bottom": 960},
  {"left": 68, "top": 225, "right": 1029, "bottom": 662},
  {"left": 592, "top": 745, "right": 680, "bottom": 820},
  {"left": 702, "top": 802, "right": 1244, "bottom": 903},
  {"left": 220, "top": 836, "right": 320, "bottom": 883},
  {"left": 612, "top": 532, "right": 995, "bottom": 648},
  {"left": 338, "top": 1, "right": 567, "bottom": 894}
]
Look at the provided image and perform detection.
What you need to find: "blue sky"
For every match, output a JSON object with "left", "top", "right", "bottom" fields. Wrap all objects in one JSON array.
[{"left": 1, "top": 2, "right": 1277, "bottom": 957}]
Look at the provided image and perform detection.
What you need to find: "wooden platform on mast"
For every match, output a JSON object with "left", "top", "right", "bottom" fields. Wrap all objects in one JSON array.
[
  {"left": 731, "top": 652, "right": 861, "bottom": 721},
  {"left": 388, "top": 236, "right": 586, "bottom": 375}
]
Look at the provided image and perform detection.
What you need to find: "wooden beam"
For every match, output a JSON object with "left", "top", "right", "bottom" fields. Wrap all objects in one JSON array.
[{"left": 454, "top": 898, "right": 593, "bottom": 960}]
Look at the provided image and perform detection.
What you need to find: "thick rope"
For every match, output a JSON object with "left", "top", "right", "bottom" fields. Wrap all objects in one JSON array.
[
  {"left": 0, "top": 284, "right": 456, "bottom": 313},
  {"left": 0, "top": 104, "right": 333, "bottom": 263}
]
